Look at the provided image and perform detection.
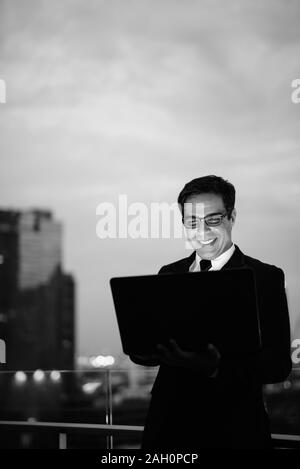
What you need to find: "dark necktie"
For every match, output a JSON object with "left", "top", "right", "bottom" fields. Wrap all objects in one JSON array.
[{"left": 200, "top": 259, "right": 212, "bottom": 271}]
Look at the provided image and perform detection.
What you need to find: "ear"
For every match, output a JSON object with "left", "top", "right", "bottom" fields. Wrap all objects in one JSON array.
[{"left": 230, "top": 208, "right": 237, "bottom": 225}]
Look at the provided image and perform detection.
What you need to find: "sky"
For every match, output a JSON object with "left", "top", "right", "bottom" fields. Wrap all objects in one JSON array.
[{"left": 0, "top": 0, "right": 300, "bottom": 360}]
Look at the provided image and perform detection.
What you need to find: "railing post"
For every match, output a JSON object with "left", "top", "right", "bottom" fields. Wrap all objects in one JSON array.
[
  {"left": 59, "top": 432, "right": 67, "bottom": 449},
  {"left": 105, "top": 370, "right": 113, "bottom": 449}
]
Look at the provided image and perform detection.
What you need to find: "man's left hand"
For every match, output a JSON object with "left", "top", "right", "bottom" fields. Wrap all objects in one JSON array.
[{"left": 156, "top": 339, "right": 220, "bottom": 376}]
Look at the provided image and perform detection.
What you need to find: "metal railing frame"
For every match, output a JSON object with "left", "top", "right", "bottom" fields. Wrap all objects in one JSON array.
[
  {"left": 0, "top": 420, "right": 143, "bottom": 449},
  {"left": 0, "top": 420, "right": 300, "bottom": 449}
]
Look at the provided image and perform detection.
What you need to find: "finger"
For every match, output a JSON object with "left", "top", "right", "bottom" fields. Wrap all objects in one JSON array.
[
  {"left": 207, "top": 345, "right": 221, "bottom": 368},
  {"left": 168, "top": 339, "right": 184, "bottom": 357},
  {"left": 156, "top": 347, "right": 174, "bottom": 365},
  {"left": 156, "top": 343, "right": 172, "bottom": 359},
  {"left": 207, "top": 343, "right": 214, "bottom": 353},
  {"left": 207, "top": 343, "right": 220, "bottom": 358},
  {"left": 207, "top": 343, "right": 217, "bottom": 349}
]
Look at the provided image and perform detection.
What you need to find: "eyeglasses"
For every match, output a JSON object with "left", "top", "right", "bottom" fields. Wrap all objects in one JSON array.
[{"left": 183, "top": 212, "right": 228, "bottom": 229}]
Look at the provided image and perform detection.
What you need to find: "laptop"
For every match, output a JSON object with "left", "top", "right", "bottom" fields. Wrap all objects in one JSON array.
[{"left": 110, "top": 268, "right": 261, "bottom": 357}]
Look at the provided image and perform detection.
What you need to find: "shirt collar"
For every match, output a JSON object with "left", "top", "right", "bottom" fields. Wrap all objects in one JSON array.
[{"left": 195, "top": 243, "right": 236, "bottom": 270}]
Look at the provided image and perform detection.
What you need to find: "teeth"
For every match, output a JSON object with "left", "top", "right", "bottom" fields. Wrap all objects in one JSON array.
[{"left": 201, "top": 239, "right": 215, "bottom": 245}]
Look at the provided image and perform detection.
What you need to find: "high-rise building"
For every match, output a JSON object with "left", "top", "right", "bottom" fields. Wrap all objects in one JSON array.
[{"left": 0, "top": 209, "right": 75, "bottom": 370}]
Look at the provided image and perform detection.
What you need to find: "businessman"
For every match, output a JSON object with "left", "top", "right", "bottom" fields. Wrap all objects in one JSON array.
[{"left": 130, "top": 175, "right": 292, "bottom": 449}]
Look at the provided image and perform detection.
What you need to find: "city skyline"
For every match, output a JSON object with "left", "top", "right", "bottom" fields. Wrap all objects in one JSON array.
[
  {"left": 1, "top": 0, "right": 300, "bottom": 358},
  {"left": 0, "top": 208, "right": 75, "bottom": 370}
]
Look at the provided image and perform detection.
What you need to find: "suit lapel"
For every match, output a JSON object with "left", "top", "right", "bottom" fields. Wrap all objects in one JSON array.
[
  {"left": 220, "top": 244, "right": 247, "bottom": 270},
  {"left": 178, "top": 251, "right": 196, "bottom": 273}
]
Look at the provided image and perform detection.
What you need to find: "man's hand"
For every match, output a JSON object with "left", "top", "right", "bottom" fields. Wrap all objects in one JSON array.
[{"left": 156, "top": 339, "right": 220, "bottom": 376}]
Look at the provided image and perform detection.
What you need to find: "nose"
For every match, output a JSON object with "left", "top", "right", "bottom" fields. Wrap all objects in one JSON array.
[{"left": 196, "top": 220, "right": 211, "bottom": 238}]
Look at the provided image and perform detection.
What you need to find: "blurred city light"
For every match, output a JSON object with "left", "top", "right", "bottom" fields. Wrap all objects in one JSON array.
[
  {"left": 14, "top": 371, "right": 27, "bottom": 384},
  {"left": 50, "top": 370, "right": 61, "bottom": 382},
  {"left": 0, "top": 254, "right": 4, "bottom": 264},
  {"left": 33, "top": 369, "right": 45, "bottom": 383},
  {"left": 77, "top": 355, "right": 116, "bottom": 369},
  {"left": 82, "top": 382, "right": 102, "bottom": 394},
  {"left": 90, "top": 355, "right": 115, "bottom": 368},
  {"left": 283, "top": 380, "right": 292, "bottom": 390},
  {"left": 27, "top": 417, "right": 37, "bottom": 423}
]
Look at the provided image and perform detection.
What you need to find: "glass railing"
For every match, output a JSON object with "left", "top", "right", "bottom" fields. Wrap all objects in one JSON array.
[
  {"left": 0, "top": 367, "right": 300, "bottom": 449},
  {"left": 0, "top": 367, "right": 157, "bottom": 449}
]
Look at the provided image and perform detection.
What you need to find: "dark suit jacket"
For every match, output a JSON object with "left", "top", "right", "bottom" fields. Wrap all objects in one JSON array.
[{"left": 130, "top": 245, "right": 292, "bottom": 449}]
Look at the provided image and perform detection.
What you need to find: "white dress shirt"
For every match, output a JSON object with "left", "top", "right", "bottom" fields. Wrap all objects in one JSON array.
[{"left": 189, "top": 243, "right": 236, "bottom": 272}]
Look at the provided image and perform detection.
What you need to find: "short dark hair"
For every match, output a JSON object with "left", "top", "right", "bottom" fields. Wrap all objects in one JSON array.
[{"left": 178, "top": 175, "right": 235, "bottom": 217}]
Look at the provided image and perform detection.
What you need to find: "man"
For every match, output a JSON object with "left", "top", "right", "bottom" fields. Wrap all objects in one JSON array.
[{"left": 130, "top": 175, "right": 292, "bottom": 449}]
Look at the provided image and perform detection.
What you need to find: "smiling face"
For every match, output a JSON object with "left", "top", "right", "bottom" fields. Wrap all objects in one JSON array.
[{"left": 183, "top": 192, "right": 236, "bottom": 260}]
